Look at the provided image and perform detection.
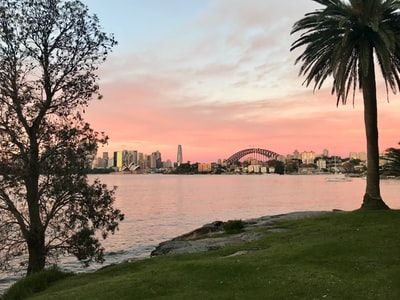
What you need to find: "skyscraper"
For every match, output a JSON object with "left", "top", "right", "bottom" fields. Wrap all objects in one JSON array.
[
  {"left": 102, "top": 152, "right": 109, "bottom": 169},
  {"left": 177, "top": 144, "right": 183, "bottom": 166}
]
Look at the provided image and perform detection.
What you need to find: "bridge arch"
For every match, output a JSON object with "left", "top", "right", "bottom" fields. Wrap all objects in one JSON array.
[{"left": 226, "top": 148, "right": 280, "bottom": 164}]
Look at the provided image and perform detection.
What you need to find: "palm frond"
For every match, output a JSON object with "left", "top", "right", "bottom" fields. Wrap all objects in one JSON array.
[{"left": 291, "top": 0, "right": 400, "bottom": 104}]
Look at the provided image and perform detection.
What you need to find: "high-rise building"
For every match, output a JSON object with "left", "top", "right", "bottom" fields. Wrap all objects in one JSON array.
[
  {"left": 132, "top": 150, "right": 138, "bottom": 165},
  {"left": 113, "top": 151, "right": 123, "bottom": 170},
  {"left": 138, "top": 152, "right": 145, "bottom": 169},
  {"left": 149, "top": 154, "right": 157, "bottom": 169},
  {"left": 102, "top": 152, "right": 109, "bottom": 169},
  {"left": 152, "top": 150, "right": 162, "bottom": 169},
  {"left": 122, "top": 150, "right": 130, "bottom": 169},
  {"left": 177, "top": 144, "right": 183, "bottom": 166}
]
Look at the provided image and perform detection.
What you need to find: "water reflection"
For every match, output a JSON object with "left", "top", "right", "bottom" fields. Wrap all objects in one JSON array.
[
  {"left": 1, "top": 174, "right": 398, "bottom": 293},
  {"left": 97, "top": 174, "right": 398, "bottom": 263}
]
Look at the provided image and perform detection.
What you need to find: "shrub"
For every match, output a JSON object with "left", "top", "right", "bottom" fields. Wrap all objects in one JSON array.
[{"left": 223, "top": 219, "right": 244, "bottom": 234}]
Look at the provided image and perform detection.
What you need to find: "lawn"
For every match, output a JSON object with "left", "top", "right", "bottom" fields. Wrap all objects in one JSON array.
[{"left": 3, "top": 210, "right": 400, "bottom": 299}]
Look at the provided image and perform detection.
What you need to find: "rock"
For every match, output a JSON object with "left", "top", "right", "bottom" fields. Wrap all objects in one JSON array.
[
  {"left": 151, "top": 211, "right": 334, "bottom": 257},
  {"left": 173, "top": 221, "right": 224, "bottom": 241},
  {"left": 150, "top": 221, "right": 225, "bottom": 256},
  {"left": 151, "top": 240, "right": 192, "bottom": 256},
  {"left": 151, "top": 231, "right": 264, "bottom": 256}
]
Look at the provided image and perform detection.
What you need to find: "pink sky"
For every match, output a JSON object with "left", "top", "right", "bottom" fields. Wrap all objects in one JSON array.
[{"left": 82, "top": 0, "right": 400, "bottom": 163}]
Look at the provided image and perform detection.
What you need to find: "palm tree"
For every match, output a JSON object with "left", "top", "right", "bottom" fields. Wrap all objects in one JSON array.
[{"left": 290, "top": 0, "right": 400, "bottom": 209}]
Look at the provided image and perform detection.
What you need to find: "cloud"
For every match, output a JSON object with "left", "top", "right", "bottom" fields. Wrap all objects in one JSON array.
[{"left": 84, "top": 0, "right": 400, "bottom": 162}]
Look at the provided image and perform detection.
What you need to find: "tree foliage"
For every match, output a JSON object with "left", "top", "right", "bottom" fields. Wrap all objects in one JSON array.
[
  {"left": 381, "top": 145, "right": 400, "bottom": 177},
  {"left": 0, "top": 0, "right": 123, "bottom": 275},
  {"left": 291, "top": 0, "right": 400, "bottom": 209}
]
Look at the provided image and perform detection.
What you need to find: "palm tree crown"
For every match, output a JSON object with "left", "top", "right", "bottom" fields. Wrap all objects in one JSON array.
[{"left": 291, "top": 0, "right": 400, "bottom": 105}]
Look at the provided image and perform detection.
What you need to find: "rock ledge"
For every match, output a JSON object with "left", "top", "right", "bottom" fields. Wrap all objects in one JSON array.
[{"left": 151, "top": 210, "right": 334, "bottom": 256}]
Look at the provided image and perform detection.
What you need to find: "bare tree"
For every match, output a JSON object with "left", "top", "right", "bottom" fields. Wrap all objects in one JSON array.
[{"left": 0, "top": 0, "right": 123, "bottom": 275}]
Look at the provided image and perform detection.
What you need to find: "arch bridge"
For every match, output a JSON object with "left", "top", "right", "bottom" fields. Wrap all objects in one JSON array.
[{"left": 226, "top": 148, "right": 280, "bottom": 164}]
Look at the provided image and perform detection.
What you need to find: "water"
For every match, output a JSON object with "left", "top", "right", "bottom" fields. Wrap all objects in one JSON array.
[{"left": 1, "top": 174, "right": 399, "bottom": 292}]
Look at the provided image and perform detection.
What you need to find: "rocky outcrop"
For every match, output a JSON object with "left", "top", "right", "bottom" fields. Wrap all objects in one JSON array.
[
  {"left": 173, "top": 221, "right": 225, "bottom": 241},
  {"left": 151, "top": 211, "right": 333, "bottom": 257},
  {"left": 150, "top": 231, "right": 263, "bottom": 256}
]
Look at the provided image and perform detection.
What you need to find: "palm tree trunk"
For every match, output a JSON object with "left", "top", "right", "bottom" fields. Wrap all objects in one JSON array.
[{"left": 361, "top": 49, "right": 389, "bottom": 210}]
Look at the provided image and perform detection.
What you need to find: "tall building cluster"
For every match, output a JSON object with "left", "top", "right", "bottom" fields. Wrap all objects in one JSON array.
[
  {"left": 92, "top": 149, "right": 169, "bottom": 171},
  {"left": 92, "top": 145, "right": 184, "bottom": 171}
]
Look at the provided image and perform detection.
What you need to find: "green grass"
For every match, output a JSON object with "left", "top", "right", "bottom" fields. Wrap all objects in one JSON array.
[
  {"left": 0, "top": 267, "right": 73, "bottom": 300},
  {"left": 3, "top": 210, "right": 400, "bottom": 299}
]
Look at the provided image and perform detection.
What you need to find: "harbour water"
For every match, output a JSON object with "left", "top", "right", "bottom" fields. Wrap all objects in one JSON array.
[{"left": 1, "top": 174, "right": 399, "bottom": 292}]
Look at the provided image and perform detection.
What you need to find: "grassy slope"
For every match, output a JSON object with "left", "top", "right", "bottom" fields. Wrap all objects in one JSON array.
[{"left": 4, "top": 210, "right": 400, "bottom": 299}]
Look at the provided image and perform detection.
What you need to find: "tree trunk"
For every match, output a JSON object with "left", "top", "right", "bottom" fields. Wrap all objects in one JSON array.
[
  {"left": 361, "top": 49, "right": 389, "bottom": 210},
  {"left": 26, "top": 228, "right": 46, "bottom": 275},
  {"left": 26, "top": 141, "right": 47, "bottom": 274}
]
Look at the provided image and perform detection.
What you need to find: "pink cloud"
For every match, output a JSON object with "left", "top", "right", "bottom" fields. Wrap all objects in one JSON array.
[
  {"left": 86, "top": 76, "right": 400, "bottom": 163},
  {"left": 83, "top": 1, "right": 400, "bottom": 163}
]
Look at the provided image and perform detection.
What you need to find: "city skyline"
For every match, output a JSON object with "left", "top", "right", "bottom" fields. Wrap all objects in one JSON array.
[
  {"left": 97, "top": 146, "right": 368, "bottom": 166},
  {"left": 82, "top": 0, "right": 400, "bottom": 163}
]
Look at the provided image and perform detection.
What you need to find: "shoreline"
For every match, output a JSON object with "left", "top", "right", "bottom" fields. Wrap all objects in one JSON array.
[
  {"left": 0, "top": 210, "right": 339, "bottom": 294},
  {"left": 150, "top": 210, "right": 338, "bottom": 257}
]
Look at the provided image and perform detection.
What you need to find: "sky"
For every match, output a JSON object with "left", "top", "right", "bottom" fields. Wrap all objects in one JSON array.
[{"left": 81, "top": 0, "right": 400, "bottom": 163}]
